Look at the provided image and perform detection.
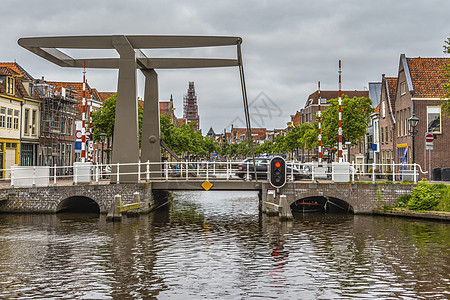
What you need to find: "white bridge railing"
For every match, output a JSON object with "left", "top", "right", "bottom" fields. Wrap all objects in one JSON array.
[{"left": 1, "top": 160, "right": 427, "bottom": 188}]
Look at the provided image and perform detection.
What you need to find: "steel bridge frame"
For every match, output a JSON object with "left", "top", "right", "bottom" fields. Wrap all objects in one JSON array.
[{"left": 18, "top": 35, "right": 242, "bottom": 182}]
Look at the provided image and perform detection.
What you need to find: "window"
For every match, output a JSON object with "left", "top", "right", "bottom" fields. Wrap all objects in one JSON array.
[
  {"left": 13, "top": 110, "right": 19, "bottom": 130},
  {"left": 400, "top": 110, "right": 403, "bottom": 136},
  {"left": 24, "top": 109, "right": 29, "bottom": 135},
  {"left": 385, "top": 126, "right": 389, "bottom": 143},
  {"left": 68, "top": 118, "right": 73, "bottom": 135},
  {"left": 381, "top": 127, "right": 384, "bottom": 143},
  {"left": 382, "top": 101, "right": 386, "bottom": 118},
  {"left": 400, "top": 81, "right": 406, "bottom": 95},
  {"left": 407, "top": 108, "right": 411, "bottom": 134},
  {"left": 7, "top": 109, "right": 12, "bottom": 129},
  {"left": 427, "top": 106, "right": 441, "bottom": 133},
  {"left": 31, "top": 110, "right": 37, "bottom": 135},
  {"left": 396, "top": 111, "right": 400, "bottom": 137},
  {"left": 0, "top": 107, "right": 5, "bottom": 128}
]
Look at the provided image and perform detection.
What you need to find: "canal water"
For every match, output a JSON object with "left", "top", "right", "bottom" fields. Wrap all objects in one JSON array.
[{"left": 0, "top": 191, "right": 449, "bottom": 299}]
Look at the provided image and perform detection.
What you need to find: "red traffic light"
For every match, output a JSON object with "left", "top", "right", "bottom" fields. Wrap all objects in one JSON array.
[{"left": 275, "top": 161, "right": 281, "bottom": 168}]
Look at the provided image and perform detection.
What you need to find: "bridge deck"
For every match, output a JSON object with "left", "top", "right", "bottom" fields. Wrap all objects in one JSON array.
[{"left": 151, "top": 180, "right": 262, "bottom": 191}]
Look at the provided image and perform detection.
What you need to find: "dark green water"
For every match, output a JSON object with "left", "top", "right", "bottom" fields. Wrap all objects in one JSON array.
[{"left": 0, "top": 191, "right": 449, "bottom": 299}]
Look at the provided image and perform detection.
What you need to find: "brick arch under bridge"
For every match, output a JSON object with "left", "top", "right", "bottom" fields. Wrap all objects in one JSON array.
[
  {"left": 0, "top": 183, "right": 153, "bottom": 214},
  {"left": 279, "top": 182, "right": 415, "bottom": 214}
]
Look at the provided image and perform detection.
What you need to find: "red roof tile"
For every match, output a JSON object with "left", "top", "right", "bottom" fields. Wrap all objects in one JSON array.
[
  {"left": 98, "top": 92, "right": 116, "bottom": 102},
  {"left": 406, "top": 57, "right": 450, "bottom": 98},
  {"left": 0, "top": 62, "right": 33, "bottom": 80}
]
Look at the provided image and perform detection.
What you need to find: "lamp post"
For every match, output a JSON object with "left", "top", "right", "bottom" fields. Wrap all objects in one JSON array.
[
  {"left": 100, "top": 132, "right": 107, "bottom": 165},
  {"left": 408, "top": 114, "right": 419, "bottom": 164}
]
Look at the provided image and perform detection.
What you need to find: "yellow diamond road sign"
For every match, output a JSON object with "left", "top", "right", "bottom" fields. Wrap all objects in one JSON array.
[{"left": 201, "top": 181, "right": 213, "bottom": 191}]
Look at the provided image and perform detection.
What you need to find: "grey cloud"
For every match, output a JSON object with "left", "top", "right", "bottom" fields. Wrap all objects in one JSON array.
[{"left": 2, "top": 0, "right": 449, "bottom": 132}]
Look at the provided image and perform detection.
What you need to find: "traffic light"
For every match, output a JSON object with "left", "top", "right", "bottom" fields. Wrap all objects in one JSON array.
[{"left": 269, "top": 157, "right": 286, "bottom": 188}]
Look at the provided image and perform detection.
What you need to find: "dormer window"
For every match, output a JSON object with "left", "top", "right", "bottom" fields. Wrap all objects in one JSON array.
[{"left": 6, "top": 76, "right": 15, "bottom": 95}]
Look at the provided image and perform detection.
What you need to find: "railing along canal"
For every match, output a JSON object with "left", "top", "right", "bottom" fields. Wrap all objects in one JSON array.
[{"left": 2, "top": 160, "right": 427, "bottom": 188}]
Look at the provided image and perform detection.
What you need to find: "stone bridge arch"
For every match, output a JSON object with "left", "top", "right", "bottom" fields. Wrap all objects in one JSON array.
[
  {"left": 287, "top": 192, "right": 354, "bottom": 213},
  {"left": 280, "top": 182, "right": 414, "bottom": 214},
  {"left": 56, "top": 196, "right": 100, "bottom": 213}
]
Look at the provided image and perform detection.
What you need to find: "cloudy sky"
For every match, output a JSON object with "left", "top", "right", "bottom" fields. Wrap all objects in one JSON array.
[{"left": 2, "top": 0, "right": 449, "bottom": 133}]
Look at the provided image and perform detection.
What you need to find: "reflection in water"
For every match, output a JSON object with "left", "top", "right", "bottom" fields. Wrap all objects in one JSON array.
[{"left": 0, "top": 191, "right": 448, "bottom": 299}]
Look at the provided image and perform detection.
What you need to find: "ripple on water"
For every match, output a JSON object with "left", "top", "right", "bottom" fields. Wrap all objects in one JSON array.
[{"left": 0, "top": 191, "right": 449, "bottom": 299}]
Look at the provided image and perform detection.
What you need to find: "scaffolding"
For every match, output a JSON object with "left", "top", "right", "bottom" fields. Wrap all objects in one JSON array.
[
  {"left": 33, "top": 82, "right": 78, "bottom": 169},
  {"left": 183, "top": 81, "right": 200, "bottom": 131}
]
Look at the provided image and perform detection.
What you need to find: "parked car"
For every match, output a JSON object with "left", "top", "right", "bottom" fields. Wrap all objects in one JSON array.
[{"left": 235, "top": 157, "right": 308, "bottom": 181}]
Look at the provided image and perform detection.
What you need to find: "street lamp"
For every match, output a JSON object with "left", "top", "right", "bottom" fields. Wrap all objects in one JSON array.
[
  {"left": 100, "top": 132, "right": 107, "bottom": 165},
  {"left": 408, "top": 113, "right": 419, "bottom": 164}
]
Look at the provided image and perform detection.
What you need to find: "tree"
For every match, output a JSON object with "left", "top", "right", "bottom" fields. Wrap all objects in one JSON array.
[
  {"left": 321, "top": 95, "right": 373, "bottom": 147},
  {"left": 273, "top": 134, "right": 287, "bottom": 153},
  {"left": 442, "top": 35, "right": 450, "bottom": 116},
  {"left": 92, "top": 94, "right": 143, "bottom": 143}
]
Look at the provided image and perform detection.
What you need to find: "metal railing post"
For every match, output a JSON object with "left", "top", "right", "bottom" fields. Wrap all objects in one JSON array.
[
  {"left": 246, "top": 161, "right": 249, "bottom": 181},
  {"left": 146, "top": 160, "right": 150, "bottom": 181},
  {"left": 213, "top": 162, "right": 216, "bottom": 176},
  {"left": 227, "top": 160, "right": 230, "bottom": 180},
  {"left": 413, "top": 163, "right": 417, "bottom": 184},
  {"left": 197, "top": 162, "right": 200, "bottom": 177},
  {"left": 54, "top": 164, "right": 57, "bottom": 185},
  {"left": 74, "top": 164, "right": 77, "bottom": 185},
  {"left": 206, "top": 162, "right": 209, "bottom": 181},
  {"left": 186, "top": 161, "right": 189, "bottom": 180},
  {"left": 117, "top": 163, "right": 120, "bottom": 184},
  {"left": 290, "top": 162, "right": 294, "bottom": 182},
  {"left": 138, "top": 160, "right": 141, "bottom": 183},
  {"left": 312, "top": 164, "right": 315, "bottom": 182},
  {"left": 95, "top": 163, "right": 99, "bottom": 184},
  {"left": 10, "top": 167, "right": 14, "bottom": 188},
  {"left": 165, "top": 161, "right": 169, "bottom": 180},
  {"left": 352, "top": 161, "right": 355, "bottom": 182},
  {"left": 392, "top": 160, "right": 395, "bottom": 182},
  {"left": 372, "top": 162, "right": 375, "bottom": 183}
]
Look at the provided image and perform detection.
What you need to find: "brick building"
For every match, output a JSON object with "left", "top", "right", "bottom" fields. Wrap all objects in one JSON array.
[{"left": 392, "top": 55, "right": 450, "bottom": 178}]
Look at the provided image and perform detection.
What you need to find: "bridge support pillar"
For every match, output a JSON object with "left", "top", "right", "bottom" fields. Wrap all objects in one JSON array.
[
  {"left": 106, "top": 194, "right": 122, "bottom": 222},
  {"left": 279, "top": 195, "right": 293, "bottom": 220},
  {"left": 111, "top": 35, "right": 140, "bottom": 183},
  {"left": 141, "top": 69, "right": 161, "bottom": 178}
]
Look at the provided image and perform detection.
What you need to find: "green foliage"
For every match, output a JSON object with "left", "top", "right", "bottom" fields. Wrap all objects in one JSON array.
[
  {"left": 395, "top": 194, "right": 411, "bottom": 207},
  {"left": 321, "top": 94, "right": 373, "bottom": 147},
  {"left": 160, "top": 114, "right": 217, "bottom": 158},
  {"left": 434, "top": 186, "right": 450, "bottom": 212},
  {"left": 92, "top": 94, "right": 143, "bottom": 143},
  {"left": 406, "top": 180, "right": 440, "bottom": 210},
  {"left": 442, "top": 35, "right": 450, "bottom": 116}
]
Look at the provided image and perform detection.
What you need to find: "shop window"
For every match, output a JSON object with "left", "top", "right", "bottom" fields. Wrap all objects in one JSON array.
[{"left": 427, "top": 106, "right": 441, "bottom": 133}]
